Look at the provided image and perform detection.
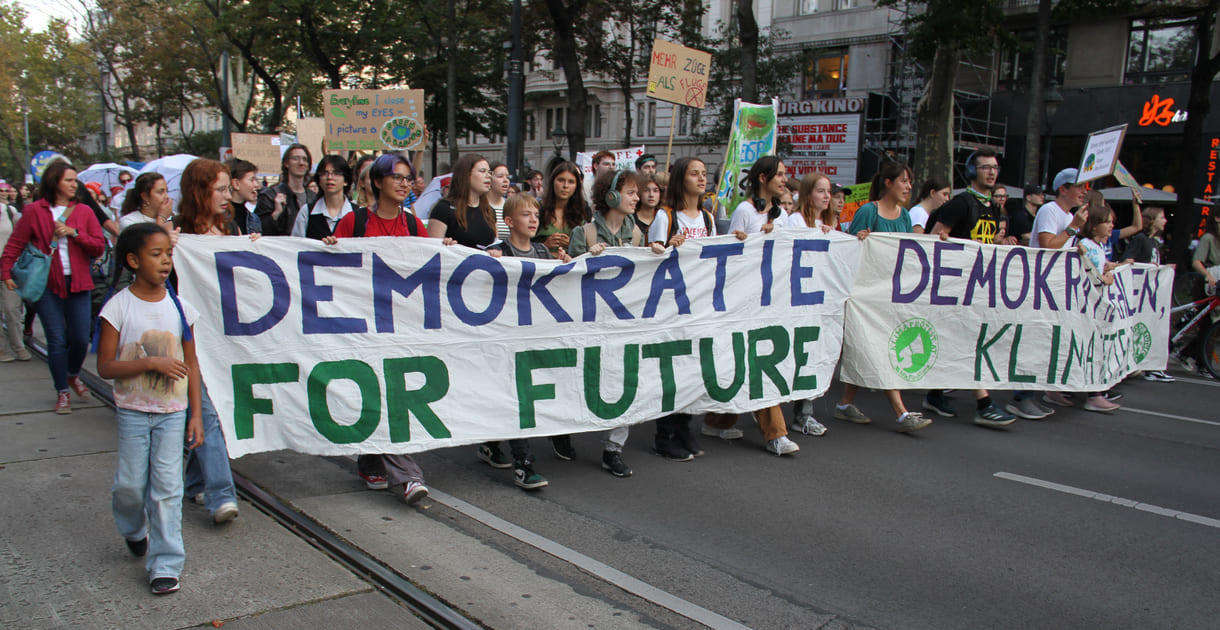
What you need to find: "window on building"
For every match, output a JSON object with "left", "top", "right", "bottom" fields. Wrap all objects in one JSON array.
[
  {"left": 528, "top": 112, "right": 536, "bottom": 141},
  {"left": 997, "top": 28, "right": 1067, "bottom": 92},
  {"left": 1125, "top": 17, "right": 1195, "bottom": 84},
  {"left": 801, "top": 49, "right": 849, "bottom": 99},
  {"left": 799, "top": 0, "right": 818, "bottom": 14},
  {"left": 636, "top": 102, "right": 656, "bottom": 136},
  {"left": 546, "top": 109, "right": 553, "bottom": 139},
  {"left": 833, "top": 0, "right": 857, "bottom": 10},
  {"left": 586, "top": 104, "right": 602, "bottom": 138},
  {"left": 678, "top": 105, "right": 689, "bottom": 136}
]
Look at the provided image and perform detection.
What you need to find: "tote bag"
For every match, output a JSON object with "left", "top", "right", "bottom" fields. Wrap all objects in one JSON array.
[{"left": 11, "top": 243, "right": 51, "bottom": 303}]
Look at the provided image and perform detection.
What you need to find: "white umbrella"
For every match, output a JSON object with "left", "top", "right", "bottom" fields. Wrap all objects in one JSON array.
[
  {"left": 113, "top": 154, "right": 199, "bottom": 214},
  {"left": 78, "top": 163, "right": 138, "bottom": 196}
]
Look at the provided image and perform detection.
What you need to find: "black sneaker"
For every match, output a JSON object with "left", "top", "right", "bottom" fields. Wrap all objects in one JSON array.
[
  {"left": 674, "top": 425, "right": 704, "bottom": 457},
  {"left": 150, "top": 577, "right": 180, "bottom": 595},
  {"left": 513, "top": 456, "right": 549, "bottom": 490},
  {"left": 601, "top": 450, "right": 632, "bottom": 477},
  {"left": 477, "top": 443, "right": 512, "bottom": 469},
  {"left": 551, "top": 435, "right": 575, "bottom": 461},
  {"left": 1102, "top": 390, "right": 1123, "bottom": 402},
  {"left": 125, "top": 537, "right": 147, "bottom": 557},
  {"left": 652, "top": 436, "right": 694, "bottom": 462}
]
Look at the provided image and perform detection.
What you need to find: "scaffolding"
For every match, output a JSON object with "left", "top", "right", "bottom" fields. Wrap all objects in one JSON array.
[{"left": 863, "top": 1, "right": 1008, "bottom": 176}]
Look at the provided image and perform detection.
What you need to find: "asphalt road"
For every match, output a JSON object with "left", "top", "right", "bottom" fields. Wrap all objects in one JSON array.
[{"left": 400, "top": 372, "right": 1220, "bottom": 629}]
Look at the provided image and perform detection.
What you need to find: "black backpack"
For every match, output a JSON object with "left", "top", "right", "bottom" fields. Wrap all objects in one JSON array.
[{"left": 351, "top": 207, "right": 420, "bottom": 237}]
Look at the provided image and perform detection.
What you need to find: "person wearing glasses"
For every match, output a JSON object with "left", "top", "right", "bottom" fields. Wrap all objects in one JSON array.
[
  {"left": 924, "top": 148, "right": 1019, "bottom": 429},
  {"left": 292, "top": 156, "right": 354, "bottom": 239},
  {"left": 254, "top": 143, "right": 316, "bottom": 236}
]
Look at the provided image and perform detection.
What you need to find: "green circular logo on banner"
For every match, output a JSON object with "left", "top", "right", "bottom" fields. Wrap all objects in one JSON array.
[
  {"left": 380, "top": 117, "right": 423, "bottom": 149},
  {"left": 889, "top": 318, "right": 938, "bottom": 382},
  {"left": 1131, "top": 322, "right": 1152, "bottom": 363}
]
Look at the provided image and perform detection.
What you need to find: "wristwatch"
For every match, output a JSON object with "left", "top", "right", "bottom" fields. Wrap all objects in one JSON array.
[{"left": 1064, "top": 227, "right": 1078, "bottom": 237}]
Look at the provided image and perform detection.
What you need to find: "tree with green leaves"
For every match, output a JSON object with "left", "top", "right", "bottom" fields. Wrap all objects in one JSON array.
[
  {"left": 878, "top": 0, "right": 1009, "bottom": 188},
  {"left": 0, "top": 2, "right": 99, "bottom": 182},
  {"left": 697, "top": 13, "right": 796, "bottom": 148}
]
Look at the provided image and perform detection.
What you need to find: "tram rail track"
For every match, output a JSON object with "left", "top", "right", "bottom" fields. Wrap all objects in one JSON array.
[{"left": 26, "top": 337, "right": 483, "bottom": 630}]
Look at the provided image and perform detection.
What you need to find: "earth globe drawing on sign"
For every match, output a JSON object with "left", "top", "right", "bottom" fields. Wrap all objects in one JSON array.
[
  {"left": 381, "top": 117, "right": 423, "bottom": 150},
  {"left": 1082, "top": 153, "right": 1097, "bottom": 173},
  {"left": 741, "top": 108, "right": 776, "bottom": 141}
]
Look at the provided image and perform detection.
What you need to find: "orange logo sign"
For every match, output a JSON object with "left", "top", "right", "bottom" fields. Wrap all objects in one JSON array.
[{"left": 1140, "top": 95, "right": 1182, "bottom": 127}]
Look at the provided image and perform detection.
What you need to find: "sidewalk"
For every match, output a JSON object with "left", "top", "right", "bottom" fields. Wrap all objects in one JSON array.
[
  {"left": 0, "top": 357, "right": 427, "bottom": 630},
  {"left": 0, "top": 354, "right": 695, "bottom": 629}
]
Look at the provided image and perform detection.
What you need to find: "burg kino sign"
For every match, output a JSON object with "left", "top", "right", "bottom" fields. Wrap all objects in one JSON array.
[{"left": 777, "top": 99, "right": 864, "bottom": 183}]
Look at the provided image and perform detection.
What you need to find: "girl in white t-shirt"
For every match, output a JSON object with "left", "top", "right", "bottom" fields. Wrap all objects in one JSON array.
[
  {"left": 647, "top": 157, "right": 746, "bottom": 461},
  {"left": 96, "top": 222, "right": 203, "bottom": 596},
  {"left": 1076, "top": 205, "right": 1122, "bottom": 413},
  {"left": 727, "top": 155, "right": 786, "bottom": 236},
  {"left": 118, "top": 173, "right": 174, "bottom": 232},
  {"left": 786, "top": 171, "right": 836, "bottom": 232}
]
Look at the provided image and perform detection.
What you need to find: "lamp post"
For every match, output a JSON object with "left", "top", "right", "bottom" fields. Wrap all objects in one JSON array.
[
  {"left": 20, "top": 87, "right": 31, "bottom": 184},
  {"left": 552, "top": 126, "right": 567, "bottom": 158},
  {"left": 1041, "top": 81, "right": 1064, "bottom": 190}
]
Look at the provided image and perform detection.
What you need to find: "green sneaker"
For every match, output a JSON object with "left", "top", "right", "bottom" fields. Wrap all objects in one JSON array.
[
  {"left": 833, "top": 403, "right": 871, "bottom": 424},
  {"left": 513, "top": 456, "right": 548, "bottom": 490}
]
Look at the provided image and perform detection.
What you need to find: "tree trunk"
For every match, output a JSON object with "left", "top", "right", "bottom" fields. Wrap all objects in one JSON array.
[
  {"left": 737, "top": 0, "right": 759, "bottom": 102},
  {"left": 447, "top": 0, "right": 459, "bottom": 165},
  {"left": 1170, "top": 0, "right": 1220, "bottom": 268},
  {"left": 913, "top": 47, "right": 959, "bottom": 189},
  {"left": 545, "top": 0, "right": 589, "bottom": 158},
  {"left": 1022, "top": 0, "right": 1052, "bottom": 187},
  {"left": 622, "top": 84, "right": 634, "bottom": 146}
]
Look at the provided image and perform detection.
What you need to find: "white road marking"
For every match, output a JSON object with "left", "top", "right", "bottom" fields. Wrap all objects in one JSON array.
[
  {"left": 1173, "top": 375, "right": 1220, "bottom": 388},
  {"left": 429, "top": 489, "right": 753, "bottom": 630},
  {"left": 1124, "top": 406, "right": 1220, "bottom": 427},
  {"left": 994, "top": 472, "right": 1220, "bottom": 530}
]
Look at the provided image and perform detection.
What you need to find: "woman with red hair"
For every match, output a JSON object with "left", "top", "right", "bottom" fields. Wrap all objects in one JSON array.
[{"left": 172, "top": 158, "right": 241, "bottom": 526}]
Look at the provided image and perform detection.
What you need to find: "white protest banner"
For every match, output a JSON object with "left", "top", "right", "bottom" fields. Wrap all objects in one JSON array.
[
  {"left": 575, "top": 145, "right": 646, "bottom": 200},
  {"left": 840, "top": 234, "right": 1171, "bottom": 391},
  {"left": 1076, "top": 124, "right": 1127, "bottom": 185},
  {"left": 174, "top": 231, "right": 859, "bottom": 457}
]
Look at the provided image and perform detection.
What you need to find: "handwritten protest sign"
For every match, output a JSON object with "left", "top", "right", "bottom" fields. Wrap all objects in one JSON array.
[
  {"left": 1076, "top": 124, "right": 1127, "bottom": 185},
  {"left": 296, "top": 118, "right": 326, "bottom": 157},
  {"left": 576, "top": 146, "right": 646, "bottom": 199},
  {"left": 323, "top": 89, "right": 426, "bottom": 153},
  {"left": 232, "top": 133, "right": 282, "bottom": 178},
  {"left": 646, "top": 39, "right": 712, "bottom": 109},
  {"left": 716, "top": 98, "right": 779, "bottom": 213}
]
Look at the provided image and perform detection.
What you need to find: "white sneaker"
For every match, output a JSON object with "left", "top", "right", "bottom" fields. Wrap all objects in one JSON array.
[
  {"left": 213, "top": 501, "right": 239, "bottom": 524},
  {"left": 766, "top": 436, "right": 800, "bottom": 456},
  {"left": 792, "top": 415, "right": 828, "bottom": 436},
  {"left": 895, "top": 412, "right": 932, "bottom": 432},
  {"left": 700, "top": 423, "right": 744, "bottom": 440}
]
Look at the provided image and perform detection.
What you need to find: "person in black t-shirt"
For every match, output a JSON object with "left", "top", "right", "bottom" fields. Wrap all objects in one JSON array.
[
  {"left": 924, "top": 148, "right": 1019, "bottom": 428},
  {"left": 426, "top": 154, "right": 500, "bottom": 254}
]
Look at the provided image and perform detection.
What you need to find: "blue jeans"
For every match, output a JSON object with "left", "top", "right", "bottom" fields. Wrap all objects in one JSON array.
[
  {"left": 184, "top": 384, "right": 237, "bottom": 513},
  {"left": 35, "top": 287, "right": 91, "bottom": 392},
  {"left": 112, "top": 407, "right": 187, "bottom": 580}
]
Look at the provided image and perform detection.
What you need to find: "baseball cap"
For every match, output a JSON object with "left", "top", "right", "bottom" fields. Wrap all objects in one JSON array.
[
  {"left": 1052, "top": 168, "right": 1079, "bottom": 192},
  {"left": 84, "top": 182, "right": 103, "bottom": 195},
  {"left": 1023, "top": 184, "right": 1044, "bottom": 197},
  {"left": 831, "top": 183, "right": 851, "bottom": 196}
]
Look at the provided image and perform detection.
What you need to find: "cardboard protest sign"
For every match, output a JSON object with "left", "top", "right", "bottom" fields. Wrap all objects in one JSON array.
[
  {"left": 296, "top": 118, "right": 327, "bottom": 156},
  {"left": 840, "top": 234, "right": 1171, "bottom": 391},
  {"left": 646, "top": 39, "right": 712, "bottom": 109},
  {"left": 1076, "top": 124, "right": 1127, "bottom": 185},
  {"left": 174, "top": 231, "right": 859, "bottom": 456},
  {"left": 838, "top": 184, "right": 871, "bottom": 227},
  {"left": 231, "top": 133, "right": 282, "bottom": 178},
  {"left": 323, "top": 89, "right": 426, "bottom": 153}
]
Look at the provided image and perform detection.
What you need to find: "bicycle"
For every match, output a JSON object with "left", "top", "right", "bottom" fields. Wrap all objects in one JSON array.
[{"left": 1169, "top": 290, "right": 1220, "bottom": 379}]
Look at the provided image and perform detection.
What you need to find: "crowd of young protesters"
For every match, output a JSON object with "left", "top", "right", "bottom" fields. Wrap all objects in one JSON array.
[{"left": 0, "top": 142, "right": 1205, "bottom": 596}]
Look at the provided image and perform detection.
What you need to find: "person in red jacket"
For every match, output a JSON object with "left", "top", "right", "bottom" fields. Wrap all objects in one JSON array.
[{"left": 1, "top": 161, "right": 105, "bottom": 413}]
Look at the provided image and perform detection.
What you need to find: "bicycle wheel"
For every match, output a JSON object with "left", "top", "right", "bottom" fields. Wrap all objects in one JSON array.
[{"left": 1201, "top": 319, "right": 1220, "bottom": 379}]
